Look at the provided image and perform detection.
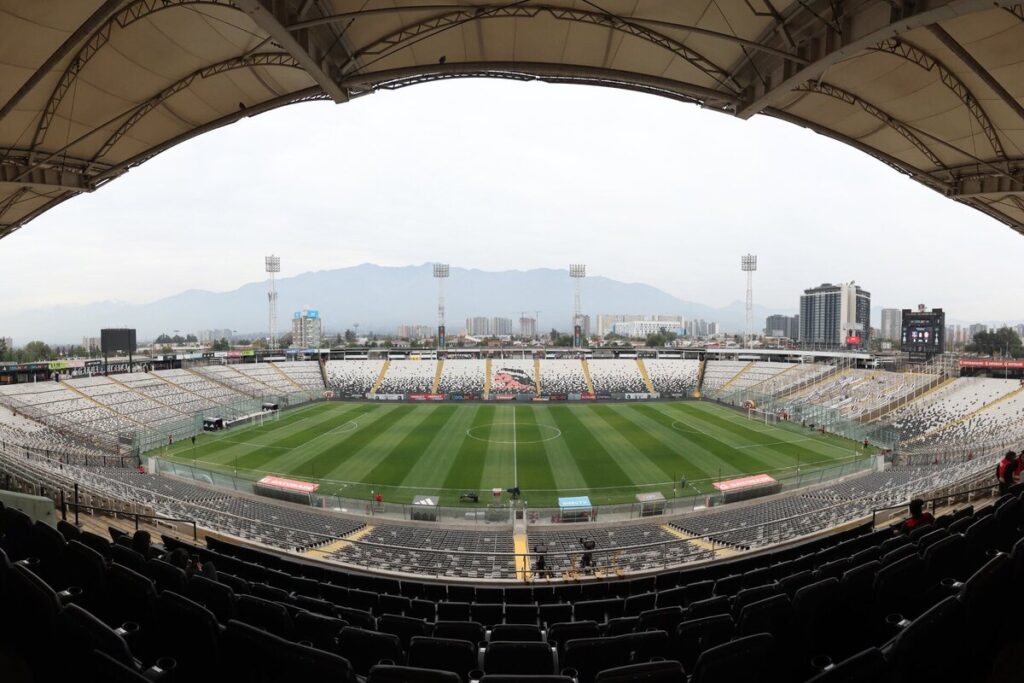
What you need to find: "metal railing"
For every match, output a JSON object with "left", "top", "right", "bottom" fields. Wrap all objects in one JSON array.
[
  {"left": 869, "top": 480, "right": 1000, "bottom": 529},
  {"left": 61, "top": 498, "right": 198, "bottom": 541}
]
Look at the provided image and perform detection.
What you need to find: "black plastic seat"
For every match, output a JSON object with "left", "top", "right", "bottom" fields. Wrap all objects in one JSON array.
[
  {"left": 379, "top": 613, "right": 432, "bottom": 651},
  {"left": 153, "top": 591, "right": 222, "bottom": 683},
  {"left": 491, "top": 623, "right": 543, "bottom": 642},
  {"left": 623, "top": 591, "right": 657, "bottom": 616},
  {"left": 437, "top": 601, "right": 471, "bottom": 621},
  {"left": 873, "top": 555, "right": 927, "bottom": 620},
  {"left": 805, "top": 647, "right": 891, "bottom": 683},
  {"left": 368, "top": 664, "right": 462, "bottom": 683},
  {"left": 109, "top": 544, "right": 147, "bottom": 575},
  {"left": 594, "top": 660, "right": 686, "bottom": 683},
  {"left": 691, "top": 633, "right": 777, "bottom": 683},
  {"left": 186, "top": 574, "right": 235, "bottom": 623},
  {"left": 674, "top": 615, "right": 733, "bottom": 672},
  {"left": 922, "top": 533, "right": 969, "bottom": 582},
  {"left": 684, "top": 595, "right": 730, "bottom": 620},
  {"left": 337, "top": 626, "right": 403, "bottom": 677},
  {"left": 637, "top": 606, "right": 684, "bottom": 633},
  {"left": 505, "top": 602, "right": 540, "bottom": 625},
  {"left": 548, "top": 620, "right": 600, "bottom": 654},
  {"left": 792, "top": 578, "right": 843, "bottom": 660},
  {"left": 562, "top": 636, "right": 630, "bottom": 683},
  {"left": 55, "top": 602, "right": 137, "bottom": 677},
  {"left": 104, "top": 562, "right": 158, "bottom": 631},
  {"left": 884, "top": 596, "right": 966, "bottom": 682},
  {"left": 143, "top": 558, "right": 187, "bottom": 594},
  {"left": 483, "top": 641, "right": 555, "bottom": 676},
  {"left": 236, "top": 594, "right": 294, "bottom": 639},
  {"left": 407, "top": 636, "right": 478, "bottom": 682},
  {"left": 433, "top": 620, "right": 485, "bottom": 644},
  {"left": 471, "top": 602, "right": 504, "bottom": 627},
  {"left": 294, "top": 610, "right": 348, "bottom": 652}
]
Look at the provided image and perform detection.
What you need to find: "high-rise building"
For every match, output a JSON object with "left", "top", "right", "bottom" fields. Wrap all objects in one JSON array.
[
  {"left": 397, "top": 324, "right": 433, "bottom": 339},
  {"left": 598, "top": 314, "right": 680, "bottom": 336},
  {"left": 1, "top": 336, "right": 12, "bottom": 352},
  {"left": 764, "top": 314, "right": 799, "bottom": 340},
  {"left": 799, "top": 282, "right": 871, "bottom": 348},
  {"left": 491, "top": 317, "right": 514, "bottom": 336},
  {"left": 291, "top": 307, "right": 322, "bottom": 348},
  {"left": 611, "top": 320, "right": 682, "bottom": 338},
  {"left": 708, "top": 322, "right": 720, "bottom": 336},
  {"left": 580, "top": 314, "right": 591, "bottom": 338},
  {"left": 81, "top": 336, "right": 100, "bottom": 353},
  {"left": 880, "top": 309, "right": 902, "bottom": 341},
  {"left": 197, "top": 329, "right": 233, "bottom": 344},
  {"left": 465, "top": 317, "right": 491, "bottom": 337},
  {"left": 968, "top": 323, "right": 988, "bottom": 341},
  {"left": 519, "top": 317, "right": 537, "bottom": 338}
]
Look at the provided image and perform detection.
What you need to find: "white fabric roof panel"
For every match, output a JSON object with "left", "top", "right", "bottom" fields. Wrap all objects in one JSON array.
[{"left": 2, "top": 0, "right": 1024, "bottom": 237}]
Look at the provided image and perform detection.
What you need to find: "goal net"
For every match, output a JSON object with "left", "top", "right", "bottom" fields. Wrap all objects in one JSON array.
[{"left": 747, "top": 408, "right": 778, "bottom": 425}]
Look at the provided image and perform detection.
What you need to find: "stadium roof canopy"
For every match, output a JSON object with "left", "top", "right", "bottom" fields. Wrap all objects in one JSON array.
[{"left": 3, "top": 0, "right": 1024, "bottom": 240}]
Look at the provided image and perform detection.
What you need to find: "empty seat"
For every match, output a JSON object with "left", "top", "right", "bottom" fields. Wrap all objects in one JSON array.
[
  {"left": 491, "top": 623, "right": 543, "bottom": 642},
  {"left": 562, "top": 636, "right": 630, "bottom": 683},
  {"left": 805, "top": 647, "right": 891, "bottom": 683},
  {"left": 379, "top": 613, "right": 432, "bottom": 651},
  {"left": 548, "top": 620, "right": 600, "bottom": 654},
  {"left": 294, "top": 610, "right": 348, "bottom": 652},
  {"left": 638, "top": 606, "right": 684, "bottom": 633},
  {"left": 153, "top": 591, "right": 222, "bottom": 683},
  {"left": 186, "top": 574, "right": 235, "bottom": 624},
  {"left": 594, "top": 660, "right": 686, "bottom": 683},
  {"left": 236, "top": 594, "right": 294, "bottom": 639},
  {"left": 483, "top": 641, "right": 555, "bottom": 676},
  {"left": 368, "top": 664, "right": 461, "bottom": 683},
  {"left": 691, "top": 633, "right": 777, "bottom": 683},
  {"left": 433, "top": 620, "right": 485, "bottom": 644},
  {"left": 674, "top": 615, "right": 733, "bottom": 672},
  {"left": 407, "top": 636, "right": 477, "bottom": 682},
  {"left": 337, "top": 626, "right": 403, "bottom": 677}
]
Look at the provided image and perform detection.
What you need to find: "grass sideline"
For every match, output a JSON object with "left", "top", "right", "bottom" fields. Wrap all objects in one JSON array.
[{"left": 161, "top": 400, "right": 875, "bottom": 507}]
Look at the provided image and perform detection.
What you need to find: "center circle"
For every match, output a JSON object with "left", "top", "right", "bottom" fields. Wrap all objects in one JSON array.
[
  {"left": 465, "top": 422, "right": 562, "bottom": 444},
  {"left": 670, "top": 420, "right": 702, "bottom": 434}
]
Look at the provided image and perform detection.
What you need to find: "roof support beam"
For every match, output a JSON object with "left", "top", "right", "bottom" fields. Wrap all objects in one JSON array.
[
  {"left": 286, "top": 4, "right": 809, "bottom": 64},
  {"left": 0, "top": 163, "right": 91, "bottom": 193},
  {"left": 233, "top": 0, "right": 349, "bottom": 102},
  {"left": 925, "top": 24, "right": 1024, "bottom": 124},
  {"left": 735, "top": 0, "right": 1012, "bottom": 119},
  {"left": 0, "top": 0, "right": 123, "bottom": 122},
  {"left": 793, "top": 81, "right": 944, "bottom": 168},
  {"left": 869, "top": 38, "right": 1005, "bottom": 158},
  {"left": 340, "top": 62, "right": 739, "bottom": 109}
]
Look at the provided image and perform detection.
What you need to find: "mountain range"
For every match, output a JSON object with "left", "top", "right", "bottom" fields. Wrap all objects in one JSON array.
[{"left": 4, "top": 263, "right": 794, "bottom": 344}]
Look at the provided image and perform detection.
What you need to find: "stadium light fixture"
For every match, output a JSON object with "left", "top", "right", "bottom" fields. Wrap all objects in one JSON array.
[
  {"left": 741, "top": 255, "right": 756, "bottom": 348},
  {"left": 569, "top": 264, "right": 586, "bottom": 349},
  {"left": 266, "top": 255, "right": 280, "bottom": 350},
  {"left": 434, "top": 263, "right": 450, "bottom": 351}
]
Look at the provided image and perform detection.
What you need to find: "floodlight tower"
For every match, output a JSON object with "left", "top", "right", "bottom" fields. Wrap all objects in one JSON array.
[
  {"left": 741, "top": 254, "right": 757, "bottom": 348},
  {"left": 569, "top": 264, "right": 586, "bottom": 348},
  {"left": 265, "top": 255, "right": 280, "bottom": 350},
  {"left": 433, "top": 263, "right": 450, "bottom": 350}
]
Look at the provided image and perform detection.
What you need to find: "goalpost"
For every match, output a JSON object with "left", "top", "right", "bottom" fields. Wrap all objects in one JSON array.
[{"left": 747, "top": 408, "right": 778, "bottom": 426}]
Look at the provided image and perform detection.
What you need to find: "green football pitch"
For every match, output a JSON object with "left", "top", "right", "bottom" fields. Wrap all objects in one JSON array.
[{"left": 161, "top": 401, "right": 873, "bottom": 507}]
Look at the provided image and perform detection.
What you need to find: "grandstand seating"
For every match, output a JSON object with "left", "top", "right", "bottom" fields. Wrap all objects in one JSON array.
[
  {"left": 643, "top": 359, "right": 700, "bottom": 396},
  {"left": 326, "top": 360, "right": 386, "bottom": 396},
  {"left": 229, "top": 364, "right": 299, "bottom": 394},
  {"left": 538, "top": 360, "right": 588, "bottom": 395},
  {"left": 489, "top": 360, "right": 536, "bottom": 396},
  {"left": 887, "top": 378, "right": 1021, "bottom": 445},
  {"left": 587, "top": 360, "right": 646, "bottom": 394},
  {"left": 274, "top": 362, "right": 325, "bottom": 391},
  {"left": 1, "top": 482, "right": 1020, "bottom": 682},
  {"left": 700, "top": 361, "right": 752, "bottom": 394},
  {"left": 376, "top": 361, "right": 436, "bottom": 395},
  {"left": 784, "top": 369, "right": 939, "bottom": 420},
  {"left": 437, "top": 360, "right": 487, "bottom": 396}
]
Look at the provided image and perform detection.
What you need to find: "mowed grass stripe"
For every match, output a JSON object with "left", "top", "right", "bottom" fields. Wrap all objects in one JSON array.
[
  {"left": 442, "top": 405, "right": 494, "bottom": 493},
  {"left": 546, "top": 405, "right": 633, "bottom": 491},
  {"left": 361, "top": 405, "right": 462, "bottom": 485},
  {"left": 478, "top": 409, "right": 514, "bottom": 493},
  {"left": 585, "top": 404, "right": 677, "bottom": 484},
  {"left": 619, "top": 404, "right": 722, "bottom": 480},
  {"left": 397, "top": 406, "right": 481, "bottom": 492},
  {"left": 704, "top": 404, "right": 863, "bottom": 459},
  {"left": 312, "top": 405, "right": 439, "bottom": 483},
  {"left": 682, "top": 403, "right": 854, "bottom": 466},
  {"left": 168, "top": 401, "right": 342, "bottom": 460},
  {"left": 513, "top": 406, "right": 557, "bottom": 493},
  {"left": 194, "top": 403, "right": 368, "bottom": 469},
  {"left": 529, "top": 406, "right": 590, "bottom": 494},
  {"left": 231, "top": 403, "right": 380, "bottom": 472}
]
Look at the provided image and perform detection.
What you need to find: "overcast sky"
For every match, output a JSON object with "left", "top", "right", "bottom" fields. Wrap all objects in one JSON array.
[{"left": 1, "top": 79, "right": 1022, "bottom": 328}]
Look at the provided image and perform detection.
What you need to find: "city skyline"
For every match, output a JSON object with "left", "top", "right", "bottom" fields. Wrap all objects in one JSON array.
[{"left": 0, "top": 80, "right": 1022, "bottom": 325}]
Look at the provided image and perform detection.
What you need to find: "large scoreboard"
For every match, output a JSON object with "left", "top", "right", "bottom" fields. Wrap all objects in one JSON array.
[{"left": 901, "top": 307, "right": 944, "bottom": 359}]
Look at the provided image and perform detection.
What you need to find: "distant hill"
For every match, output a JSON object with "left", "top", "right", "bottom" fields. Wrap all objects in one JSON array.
[{"left": 5, "top": 263, "right": 787, "bottom": 343}]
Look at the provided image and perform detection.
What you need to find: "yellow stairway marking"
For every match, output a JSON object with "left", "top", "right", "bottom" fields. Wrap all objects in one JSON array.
[
  {"left": 60, "top": 381, "right": 144, "bottom": 426},
  {"left": 304, "top": 524, "right": 374, "bottom": 556},
  {"left": 915, "top": 383, "right": 1024, "bottom": 442},
  {"left": 719, "top": 361, "right": 755, "bottom": 392},
  {"left": 580, "top": 358, "right": 594, "bottom": 395},
  {"left": 694, "top": 359, "right": 706, "bottom": 398},
  {"left": 431, "top": 359, "right": 444, "bottom": 394},
  {"left": 662, "top": 524, "right": 740, "bottom": 558},
  {"left": 534, "top": 357, "right": 542, "bottom": 397},
  {"left": 636, "top": 358, "right": 655, "bottom": 394},
  {"left": 370, "top": 360, "right": 390, "bottom": 396},
  {"left": 514, "top": 531, "right": 531, "bottom": 581},
  {"left": 270, "top": 362, "right": 305, "bottom": 391},
  {"left": 483, "top": 358, "right": 492, "bottom": 400}
]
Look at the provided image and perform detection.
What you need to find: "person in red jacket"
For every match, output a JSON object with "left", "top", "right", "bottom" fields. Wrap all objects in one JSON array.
[
  {"left": 997, "top": 451, "right": 1020, "bottom": 495},
  {"left": 900, "top": 499, "right": 935, "bottom": 534}
]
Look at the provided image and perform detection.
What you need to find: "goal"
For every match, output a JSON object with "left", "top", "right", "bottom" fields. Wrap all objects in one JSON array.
[{"left": 747, "top": 408, "right": 778, "bottom": 425}]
